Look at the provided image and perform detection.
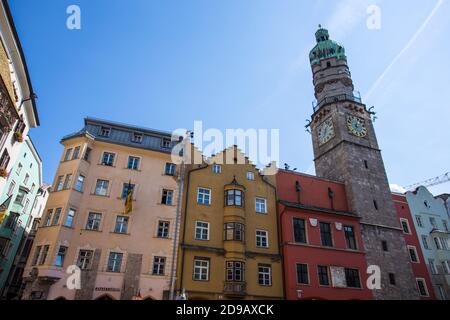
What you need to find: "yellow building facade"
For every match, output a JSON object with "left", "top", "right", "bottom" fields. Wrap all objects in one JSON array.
[{"left": 177, "top": 146, "right": 283, "bottom": 300}]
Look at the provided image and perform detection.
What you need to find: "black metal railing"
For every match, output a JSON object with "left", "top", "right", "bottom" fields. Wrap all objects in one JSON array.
[
  {"left": 223, "top": 281, "right": 247, "bottom": 296},
  {"left": 313, "top": 93, "right": 362, "bottom": 112}
]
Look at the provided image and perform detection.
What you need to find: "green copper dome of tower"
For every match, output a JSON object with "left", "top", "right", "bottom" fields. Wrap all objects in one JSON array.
[{"left": 309, "top": 25, "right": 347, "bottom": 66}]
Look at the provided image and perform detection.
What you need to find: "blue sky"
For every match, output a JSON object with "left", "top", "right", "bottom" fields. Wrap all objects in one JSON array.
[{"left": 9, "top": 0, "right": 450, "bottom": 195}]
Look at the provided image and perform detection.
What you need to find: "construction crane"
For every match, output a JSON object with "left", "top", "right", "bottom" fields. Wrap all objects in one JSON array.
[{"left": 406, "top": 172, "right": 450, "bottom": 191}]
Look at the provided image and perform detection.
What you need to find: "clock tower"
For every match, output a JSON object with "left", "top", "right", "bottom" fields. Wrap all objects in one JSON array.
[{"left": 308, "top": 26, "right": 418, "bottom": 299}]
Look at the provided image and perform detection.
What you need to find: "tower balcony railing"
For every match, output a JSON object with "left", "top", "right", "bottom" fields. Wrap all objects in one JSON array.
[
  {"left": 313, "top": 92, "right": 362, "bottom": 112},
  {"left": 223, "top": 281, "right": 247, "bottom": 296}
]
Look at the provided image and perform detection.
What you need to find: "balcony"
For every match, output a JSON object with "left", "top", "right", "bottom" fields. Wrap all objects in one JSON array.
[
  {"left": 313, "top": 93, "right": 362, "bottom": 112},
  {"left": 223, "top": 282, "right": 246, "bottom": 297}
]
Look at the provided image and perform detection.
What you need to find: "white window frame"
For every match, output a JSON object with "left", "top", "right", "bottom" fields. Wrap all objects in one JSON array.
[
  {"left": 86, "top": 212, "right": 102, "bottom": 231},
  {"left": 7, "top": 180, "right": 15, "bottom": 196},
  {"left": 65, "top": 208, "right": 76, "bottom": 228},
  {"left": 193, "top": 258, "right": 210, "bottom": 281},
  {"left": 152, "top": 256, "right": 166, "bottom": 276},
  {"left": 246, "top": 171, "right": 255, "bottom": 180},
  {"left": 258, "top": 264, "right": 272, "bottom": 286},
  {"left": 416, "top": 278, "right": 429, "bottom": 297},
  {"left": 407, "top": 245, "right": 419, "bottom": 263},
  {"left": 400, "top": 218, "right": 411, "bottom": 234},
  {"left": 256, "top": 229, "right": 269, "bottom": 248},
  {"left": 114, "top": 216, "right": 129, "bottom": 234},
  {"left": 428, "top": 259, "right": 437, "bottom": 274},
  {"left": 421, "top": 235, "right": 429, "bottom": 250},
  {"left": 94, "top": 179, "right": 109, "bottom": 196},
  {"left": 197, "top": 187, "right": 211, "bottom": 205},
  {"left": 107, "top": 252, "right": 123, "bottom": 273},
  {"left": 415, "top": 215, "right": 423, "bottom": 228},
  {"left": 77, "top": 249, "right": 94, "bottom": 270},
  {"left": 157, "top": 220, "right": 170, "bottom": 238},
  {"left": 101, "top": 152, "right": 115, "bottom": 166},
  {"left": 74, "top": 174, "right": 85, "bottom": 192},
  {"left": 212, "top": 164, "right": 221, "bottom": 174},
  {"left": 127, "top": 156, "right": 140, "bottom": 170},
  {"left": 195, "top": 221, "right": 210, "bottom": 241},
  {"left": 255, "top": 197, "right": 267, "bottom": 214}
]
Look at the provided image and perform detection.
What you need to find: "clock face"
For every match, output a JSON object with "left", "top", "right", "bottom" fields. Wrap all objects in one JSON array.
[
  {"left": 317, "top": 117, "right": 335, "bottom": 145},
  {"left": 347, "top": 115, "right": 367, "bottom": 137}
]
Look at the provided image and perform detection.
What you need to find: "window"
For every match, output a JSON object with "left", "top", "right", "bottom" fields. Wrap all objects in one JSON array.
[
  {"left": 161, "top": 189, "right": 173, "bottom": 205},
  {"left": 157, "top": 221, "right": 170, "bottom": 238},
  {"left": 197, "top": 188, "right": 211, "bottom": 205},
  {"left": 364, "top": 160, "right": 368, "bottom": 169},
  {"left": 64, "top": 148, "right": 73, "bottom": 161},
  {"left": 416, "top": 278, "right": 429, "bottom": 297},
  {"left": 373, "top": 200, "right": 378, "bottom": 210},
  {"left": 77, "top": 250, "right": 94, "bottom": 270},
  {"left": 226, "top": 261, "right": 244, "bottom": 282},
  {"left": 44, "top": 209, "right": 53, "bottom": 227},
  {"left": 83, "top": 147, "right": 92, "bottom": 161},
  {"left": 63, "top": 174, "right": 73, "bottom": 190},
  {"left": 293, "top": 218, "right": 307, "bottom": 244},
  {"left": 434, "top": 237, "right": 442, "bottom": 250},
  {"left": 121, "top": 183, "right": 135, "bottom": 199},
  {"left": 14, "top": 189, "right": 26, "bottom": 205},
  {"left": 164, "top": 163, "right": 176, "bottom": 176},
  {"left": 30, "top": 183, "right": 35, "bottom": 193},
  {"left": 86, "top": 212, "right": 102, "bottom": 230},
  {"left": 246, "top": 171, "right": 255, "bottom": 180},
  {"left": 344, "top": 225, "right": 357, "bottom": 250},
  {"left": 114, "top": 216, "right": 129, "bottom": 234},
  {"left": 258, "top": 264, "right": 272, "bottom": 286},
  {"left": 23, "top": 198, "right": 30, "bottom": 214},
  {"left": 102, "top": 152, "right": 115, "bottom": 166},
  {"left": 256, "top": 230, "right": 268, "bottom": 248},
  {"left": 381, "top": 240, "right": 388, "bottom": 251},
  {"left": 32, "top": 246, "right": 42, "bottom": 266},
  {"left": 65, "top": 208, "right": 76, "bottom": 228},
  {"left": 400, "top": 219, "right": 410, "bottom": 234},
  {"left": 16, "top": 163, "right": 23, "bottom": 175},
  {"left": 132, "top": 132, "right": 143, "bottom": 143},
  {"left": 55, "top": 175, "right": 64, "bottom": 191},
  {"left": 317, "top": 265, "right": 329, "bottom": 286},
  {"left": 161, "top": 138, "right": 171, "bottom": 149},
  {"left": 7, "top": 180, "right": 15, "bottom": 196},
  {"left": 443, "top": 220, "right": 449, "bottom": 232},
  {"left": 0, "top": 149, "right": 10, "bottom": 169},
  {"left": 429, "top": 217, "right": 437, "bottom": 228},
  {"left": 127, "top": 156, "right": 140, "bottom": 170},
  {"left": 74, "top": 174, "right": 85, "bottom": 192},
  {"left": 55, "top": 246, "right": 68, "bottom": 267},
  {"left": 344, "top": 268, "right": 361, "bottom": 288},
  {"left": 408, "top": 246, "right": 419, "bottom": 263},
  {"left": 100, "top": 127, "right": 111, "bottom": 137},
  {"left": 95, "top": 179, "right": 109, "bottom": 196},
  {"left": 389, "top": 273, "right": 396, "bottom": 285},
  {"left": 193, "top": 257, "right": 209, "bottom": 281},
  {"left": 296, "top": 264, "right": 309, "bottom": 284},
  {"left": 72, "top": 146, "right": 81, "bottom": 159},
  {"left": 415, "top": 215, "right": 423, "bottom": 228},
  {"left": 421, "top": 235, "right": 429, "bottom": 249},
  {"left": 225, "top": 189, "right": 243, "bottom": 207},
  {"left": 212, "top": 164, "right": 221, "bottom": 174},
  {"left": 5, "top": 212, "right": 19, "bottom": 230},
  {"left": 437, "top": 285, "right": 446, "bottom": 300},
  {"left": 107, "top": 252, "right": 123, "bottom": 272},
  {"left": 319, "top": 222, "right": 333, "bottom": 247},
  {"left": 195, "top": 221, "right": 209, "bottom": 240},
  {"left": 439, "top": 237, "right": 449, "bottom": 250},
  {"left": 52, "top": 208, "right": 62, "bottom": 225},
  {"left": 152, "top": 256, "right": 166, "bottom": 275},
  {"left": 39, "top": 245, "right": 50, "bottom": 265},
  {"left": 429, "top": 259, "right": 437, "bottom": 274},
  {"left": 224, "top": 223, "right": 244, "bottom": 241},
  {"left": 255, "top": 197, "right": 267, "bottom": 213},
  {"left": 442, "top": 261, "right": 450, "bottom": 274},
  {"left": 23, "top": 173, "right": 29, "bottom": 185}
]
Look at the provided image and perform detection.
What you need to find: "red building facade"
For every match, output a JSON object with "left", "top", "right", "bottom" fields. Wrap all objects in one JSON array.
[
  {"left": 277, "top": 170, "right": 373, "bottom": 300},
  {"left": 392, "top": 193, "right": 435, "bottom": 300}
]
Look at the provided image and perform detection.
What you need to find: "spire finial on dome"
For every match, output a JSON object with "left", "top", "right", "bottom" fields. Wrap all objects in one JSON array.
[{"left": 318, "top": 24, "right": 322, "bottom": 29}]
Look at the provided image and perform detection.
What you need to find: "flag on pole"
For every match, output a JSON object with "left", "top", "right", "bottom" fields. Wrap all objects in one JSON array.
[
  {"left": 124, "top": 180, "right": 133, "bottom": 214},
  {"left": 0, "top": 195, "right": 12, "bottom": 225}
]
